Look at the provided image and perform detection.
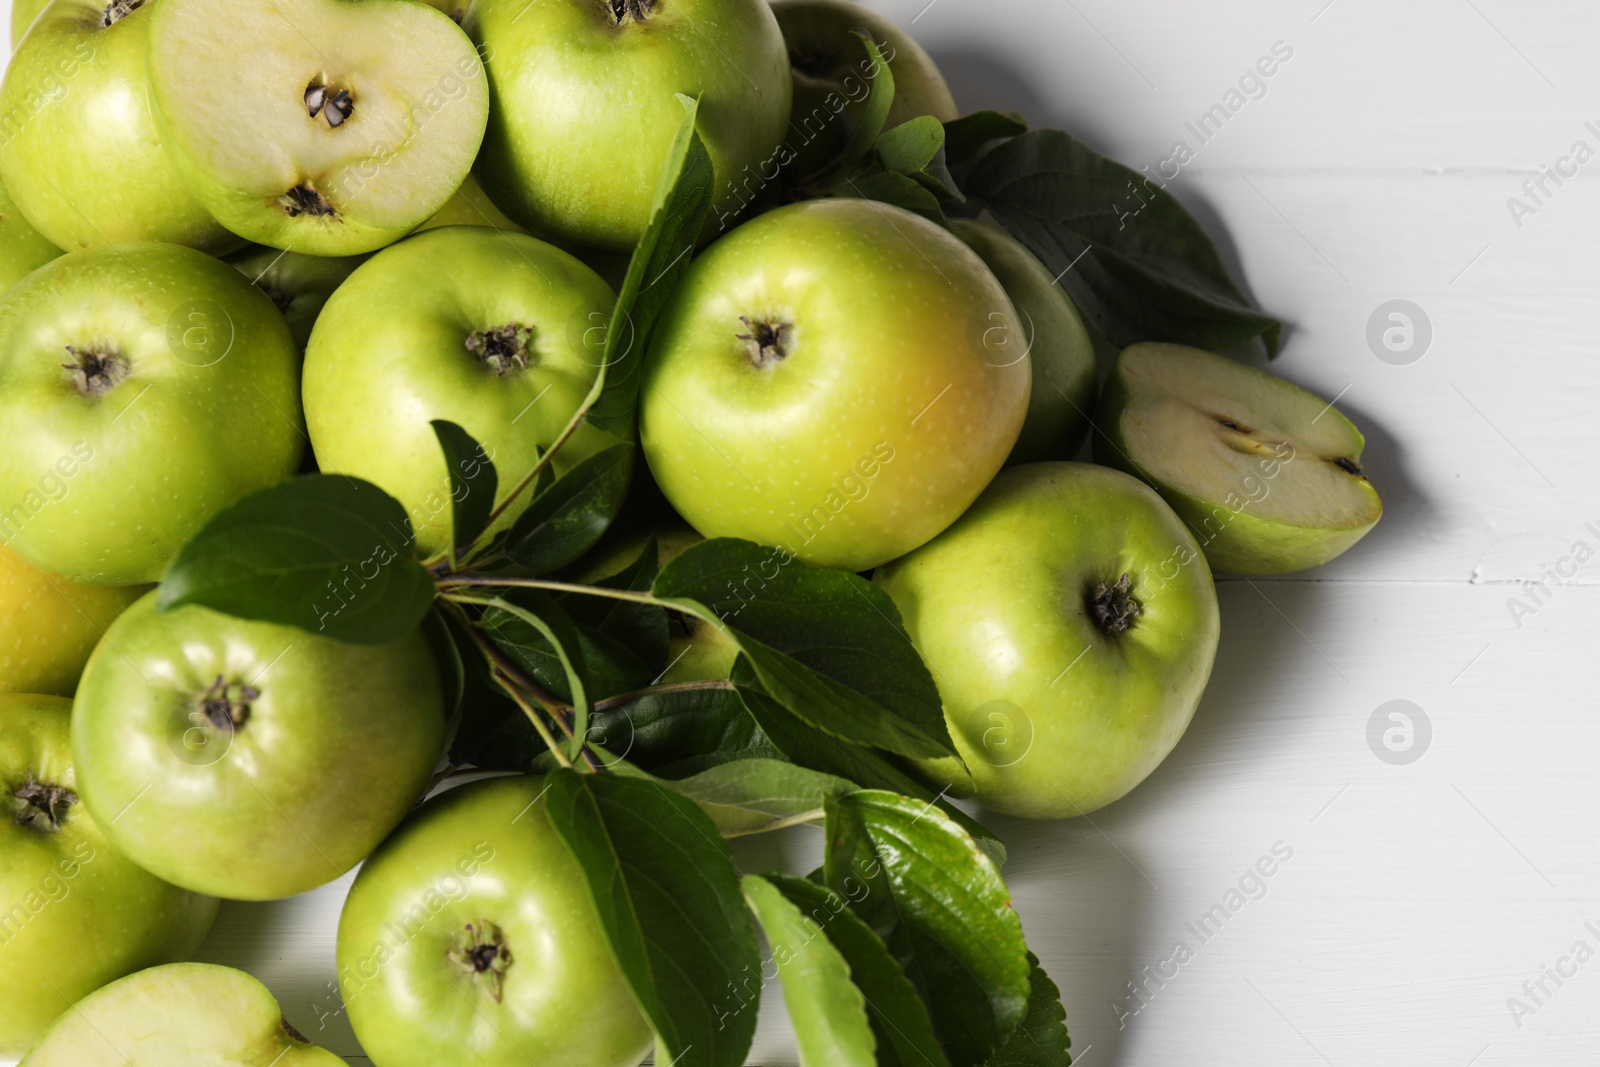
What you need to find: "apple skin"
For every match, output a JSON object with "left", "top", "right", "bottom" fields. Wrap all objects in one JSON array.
[
  {"left": 467, "top": 0, "right": 792, "bottom": 252},
  {"left": 338, "top": 776, "right": 653, "bottom": 1067},
  {"left": 875, "top": 462, "right": 1220, "bottom": 819},
  {"left": 70, "top": 593, "right": 446, "bottom": 900},
  {"left": 304, "top": 226, "right": 627, "bottom": 559},
  {"left": 414, "top": 173, "right": 525, "bottom": 234},
  {"left": 9, "top": 0, "right": 49, "bottom": 47},
  {"left": 18, "top": 962, "right": 347, "bottom": 1066},
  {"left": 225, "top": 245, "right": 366, "bottom": 351},
  {"left": 951, "top": 218, "right": 1096, "bottom": 464},
  {"left": 772, "top": 0, "right": 958, "bottom": 177},
  {"left": 1, "top": 694, "right": 217, "bottom": 1057},
  {"left": 0, "top": 544, "right": 143, "bottom": 696},
  {"left": 1094, "top": 343, "right": 1383, "bottom": 575},
  {"left": 0, "top": 242, "right": 303, "bottom": 585},
  {"left": 640, "top": 198, "right": 1029, "bottom": 572},
  {"left": 0, "top": 179, "right": 59, "bottom": 292},
  {"left": 0, "top": 0, "right": 232, "bottom": 252}
]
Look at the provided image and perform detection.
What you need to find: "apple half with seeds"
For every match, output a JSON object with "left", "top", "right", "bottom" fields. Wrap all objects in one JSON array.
[
  {"left": 1094, "top": 342, "right": 1382, "bottom": 575},
  {"left": 19, "top": 963, "right": 345, "bottom": 1066},
  {"left": 147, "top": 0, "right": 489, "bottom": 255}
]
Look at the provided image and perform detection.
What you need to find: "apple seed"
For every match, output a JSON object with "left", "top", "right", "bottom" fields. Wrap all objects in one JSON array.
[{"left": 304, "top": 80, "right": 354, "bottom": 128}]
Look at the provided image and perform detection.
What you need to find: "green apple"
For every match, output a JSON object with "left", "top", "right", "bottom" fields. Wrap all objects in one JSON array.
[
  {"left": 9, "top": 0, "right": 49, "bottom": 46},
  {"left": 71, "top": 593, "right": 446, "bottom": 900},
  {"left": 0, "top": 545, "right": 142, "bottom": 696},
  {"left": 147, "top": 0, "right": 489, "bottom": 255},
  {"left": 304, "top": 226, "right": 626, "bottom": 558},
  {"left": 1095, "top": 342, "right": 1382, "bottom": 574},
  {"left": 772, "top": 0, "right": 958, "bottom": 177},
  {"left": 467, "top": 0, "right": 792, "bottom": 252},
  {"left": 951, "top": 218, "right": 1096, "bottom": 464},
  {"left": 0, "top": 242, "right": 302, "bottom": 585},
  {"left": 0, "top": 0, "right": 232, "bottom": 252},
  {"left": 876, "top": 462, "right": 1220, "bottom": 819},
  {"left": 337, "top": 776, "right": 652, "bottom": 1067},
  {"left": 0, "top": 180, "right": 59, "bottom": 291},
  {"left": 415, "top": 0, "right": 467, "bottom": 21},
  {"left": 226, "top": 245, "right": 366, "bottom": 350},
  {"left": 577, "top": 523, "right": 739, "bottom": 683},
  {"left": 639, "top": 198, "right": 1029, "bottom": 572},
  {"left": 1, "top": 694, "right": 216, "bottom": 1056},
  {"left": 18, "top": 962, "right": 346, "bottom": 1066},
  {"left": 414, "top": 172, "right": 524, "bottom": 234}
]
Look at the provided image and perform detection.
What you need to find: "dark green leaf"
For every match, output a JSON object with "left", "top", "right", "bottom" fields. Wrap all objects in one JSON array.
[
  {"left": 835, "top": 31, "right": 896, "bottom": 173},
  {"left": 561, "top": 535, "right": 669, "bottom": 676},
  {"left": 836, "top": 170, "right": 947, "bottom": 225},
  {"left": 654, "top": 539, "right": 951, "bottom": 754},
  {"left": 875, "top": 115, "right": 962, "bottom": 201},
  {"left": 943, "top": 111, "right": 1028, "bottom": 177},
  {"left": 668, "top": 758, "right": 853, "bottom": 836},
  {"left": 584, "top": 683, "right": 779, "bottom": 778},
  {"left": 429, "top": 419, "right": 497, "bottom": 562},
  {"left": 157, "top": 475, "right": 434, "bottom": 645},
  {"left": 476, "top": 592, "right": 590, "bottom": 759},
  {"left": 421, "top": 604, "right": 466, "bottom": 722},
  {"left": 505, "top": 443, "right": 634, "bottom": 573},
  {"left": 769, "top": 874, "right": 951, "bottom": 1067},
  {"left": 987, "top": 952, "right": 1072, "bottom": 1066},
  {"left": 963, "top": 128, "right": 1282, "bottom": 356},
  {"left": 824, "top": 791, "right": 1031, "bottom": 1066},
  {"left": 742, "top": 874, "right": 877, "bottom": 1065},
  {"left": 545, "top": 769, "right": 761, "bottom": 1067},
  {"left": 588, "top": 94, "right": 716, "bottom": 437},
  {"left": 444, "top": 624, "right": 537, "bottom": 772}
]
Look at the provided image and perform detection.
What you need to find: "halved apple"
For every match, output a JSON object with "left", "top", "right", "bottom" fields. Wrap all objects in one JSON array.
[
  {"left": 20, "top": 963, "right": 345, "bottom": 1066},
  {"left": 1094, "top": 343, "right": 1381, "bottom": 574},
  {"left": 147, "top": 0, "right": 489, "bottom": 255}
]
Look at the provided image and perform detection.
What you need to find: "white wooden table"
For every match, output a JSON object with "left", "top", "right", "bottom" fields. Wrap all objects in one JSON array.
[{"left": 9, "top": 1, "right": 1599, "bottom": 1063}]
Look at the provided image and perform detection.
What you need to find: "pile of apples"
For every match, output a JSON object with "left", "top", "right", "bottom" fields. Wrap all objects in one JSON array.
[{"left": 0, "top": 0, "right": 1383, "bottom": 1062}]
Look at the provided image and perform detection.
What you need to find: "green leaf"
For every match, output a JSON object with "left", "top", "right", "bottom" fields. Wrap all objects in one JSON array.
[
  {"left": 875, "top": 115, "right": 962, "bottom": 201},
  {"left": 742, "top": 874, "right": 877, "bottom": 1067},
  {"left": 584, "top": 684, "right": 781, "bottom": 778},
  {"left": 835, "top": 31, "right": 897, "bottom": 173},
  {"left": 668, "top": 759, "right": 853, "bottom": 836},
  {"left": 824, "top": 791, "right": 1031, "bottom": 1066},
  {"left": 963, "top": 128, "right": 1283, "bottom": 356},
  {"left": 504, "top": 442, "right": 633, "bottom": 574},
  {"left": 443, "top": 615, "right": 536, "bottom": 771},
  {"left": 769, "top": 874, "right": 951, "bottom": 1067},
  {"left": 588, "top": 94, "right": 716, "bottom": 437},
  {"left": 544, "top": 768, "right": 762, "bottom": 1067},
  {"left": 654, "top": 538, "right": 951, "bottom": 757},
  {"left": 157, "top": 475, "right": 434, "bottom": 645},
  {"left": 429, "top": 419, "right": 497, "bottom": 563},
  {"left": 476, "top": 593, "right": 590, "bottom": 761},
  {"left": 987, "top": 952, "right": 1072, "bottom": 1066},
  {"left": 942, "top": 111, "right": 1029, "bottom": 177},
  {"left": 836, "top": 170, "right": 948, "bottom": 225},
  {"left": 421, "top": 604, "right": 466, "bottom": 722}
]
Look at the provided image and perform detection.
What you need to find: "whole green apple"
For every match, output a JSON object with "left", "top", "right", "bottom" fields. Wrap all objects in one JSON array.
[
  {"left": 226, "top": 245, "right": 366, "bottom": 350},
  {"left": 467, "top": 0, "right": 792, "bottom": 252},
  {"left": 1095, "top": 342, "right": 1382, "bottom": 574},
  {"left": 337, "top": 776, "right": 652, "bottom": 1067},
  {"left": 577, "top": 523, "right": 739, "bottom": 683},
  {"left": 0, "top": 242, "right": 303, "bottom": 585},
  {"left": 19, "top": 962, "right": 347, "bottom": 1066},
  {"left": 1, "top": 694, "right": 216, "bottom": 1057},
  {"left": 71, "top": 593, "right": 446, "bottom": 900},
  {"left": 304, "top": 226, "right": 626, "bottom": 558},
  {"left": 414, "top": 173, "right": 525, "bottom": 234},
  {"left": 639, "top": 198, "right": 1029, "bottom": 572},
  {"left": 950, "top": 218, "right": 1097, "bottom": 464},
  {"left": 146, "top": 0, "right": 489, "bottom": 255},
  {"left": 0, "top": 0, "right": 232, "bottom": 252},
  {"left": 772, "top": 0, "right": 958, "bottom": 177},
  {"left": 876, "top": 462, "right": 1220, "bottom": 819},
  {"left": 0, "top": 545, "right": 142, "bottom": 696},
  {"left": 0, "top": 180, "right": 59, "bottom": 291},
  {"left": 9, "top": 0, "right": 49, "bottom": 46}
]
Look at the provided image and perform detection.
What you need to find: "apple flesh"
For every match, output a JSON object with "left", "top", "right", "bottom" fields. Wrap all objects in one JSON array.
[
  {"left": 467, "top": 0, "right": 792, "bottom": 252},
  {"left": 226, "top": 246, "right": 367, "bottom": 350},
  {"left": 1, "top": 695, "right": 217, "bottom": 1057},
  {"left": 0, "top": 545, "right": 142, "bottom": 696},
  {"left": 772, "top": 0, "right": 958, "bottom": 177},
  {"left": 951, "top": 218, "right": 1097, "bottom": 464},
  {"left": 876, "top": 462, "right": 1220, "bottom": 819},
  {"left": 147, "top": 0, "right": 489, "bottom": 255},
  {"left": 71, "top": 594, "right": 446, "bottom": 900},
  {"left": 337, "top": 776, "right": 653, "bottom": 1067},
  {"left": 0, "top": 0, "right": 233, "bottom": 252},
  {"left": 0, "top": 242, "right": 303, "bottom": 585},
  {"left": 1095, "top": 342, "right": 1382, "bottom": 574},
  {"left": 0, "top": 179, "right": 59, "bottom": 292},
  {"left": 640, "top": 198, "right": 1030, "bottom": 572},
  {"left": 18, "top": 962, "right": 346, "bottom": 1066},
  {"left": 303, "top": 226, "right": 626, "bottom": 559}
]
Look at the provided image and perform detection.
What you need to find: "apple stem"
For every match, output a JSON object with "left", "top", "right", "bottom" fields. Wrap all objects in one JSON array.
[
  {"left": 100, "top": 0, "right": 143, "bottom": 26},
  {"left": 1087, "top": 572, "right": 1142, "bottom": 637},
  {"left": 11, "top": 776, "right": 77, "bottom": 833}
]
